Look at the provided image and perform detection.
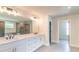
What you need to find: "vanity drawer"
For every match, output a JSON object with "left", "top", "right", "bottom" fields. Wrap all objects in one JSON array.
[{"left": 0, "top": 42, "right": 15, "bottom": 52}]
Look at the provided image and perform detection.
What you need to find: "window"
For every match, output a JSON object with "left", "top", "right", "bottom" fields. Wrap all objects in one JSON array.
[{"left": 5, "top": 21, "right": 15, "bottom": 28}]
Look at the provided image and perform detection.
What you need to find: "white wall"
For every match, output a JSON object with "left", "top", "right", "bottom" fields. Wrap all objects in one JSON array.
[
  {"left": 51, "top": 18, "right": 59, "bottom": 43},
  {"left": 68, "top": 15, "right": 79, "bottom": 47},
  {"left": 39, "top": 16, "right": 50, "bottom": 46},
  {"left": 32, "top": 21, "right": 39, "bottom": 33}
]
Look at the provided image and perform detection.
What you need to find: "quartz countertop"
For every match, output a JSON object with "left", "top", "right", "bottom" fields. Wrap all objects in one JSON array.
[{"left": 0, "top": 33, "right": 43, "bottom": 45}]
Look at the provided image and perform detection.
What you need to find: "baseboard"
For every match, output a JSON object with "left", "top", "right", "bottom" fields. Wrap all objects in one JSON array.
[
  {"left": 70, "top": 44, "right": 79, "bottom": 48},
  {"left": 43, "top": 43, "right": 50, "bottom": 46},
  {"left": 51, "top": 40, "right": 59, "bottom": 43}
]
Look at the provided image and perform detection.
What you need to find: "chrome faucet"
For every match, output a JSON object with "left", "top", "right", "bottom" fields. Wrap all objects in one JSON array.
[{"left": 5, "top": 33, "right": 15, "bottom": 40}]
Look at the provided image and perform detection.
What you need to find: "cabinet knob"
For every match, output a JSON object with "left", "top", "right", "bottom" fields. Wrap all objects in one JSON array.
[{"left": 12, "top": 48, "right": 16, "bottom": 52}]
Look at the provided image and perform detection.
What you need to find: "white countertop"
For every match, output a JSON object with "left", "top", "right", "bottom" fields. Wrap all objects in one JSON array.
[{"left": 0, "top": 33, "right": 43, "bottom": 45}]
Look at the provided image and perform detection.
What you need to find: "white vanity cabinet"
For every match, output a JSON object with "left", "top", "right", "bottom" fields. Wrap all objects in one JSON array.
[
  {"left": 15, "top": 36, "right": 43, "bottom": 52},
  {"left": 26, "top": 36, "right": 43, "bottom": 52},
  {"left": 0, "top": 34, "right": 43, "bottom": 52}
]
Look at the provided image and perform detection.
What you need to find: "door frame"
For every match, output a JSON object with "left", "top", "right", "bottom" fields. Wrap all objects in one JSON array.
[{"left": 49, "top": 21, "right": 52, "bottom": 45}]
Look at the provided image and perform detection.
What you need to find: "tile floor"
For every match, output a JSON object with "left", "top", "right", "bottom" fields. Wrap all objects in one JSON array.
[{"left": 36, "top": 40, "right": 79, "bottom": 52}]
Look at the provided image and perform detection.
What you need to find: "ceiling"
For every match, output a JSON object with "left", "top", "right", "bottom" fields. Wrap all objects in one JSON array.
[
  {"left": 10, "top": 6, "right": 79, "bottom": 18},
  {"left": 1, "top": 6, "right": 79, "bottom": 20}
]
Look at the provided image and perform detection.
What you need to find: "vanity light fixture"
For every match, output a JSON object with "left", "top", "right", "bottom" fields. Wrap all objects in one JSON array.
[
  {"left": 30, "top": 16, "right": 36, "bottom": 20},
  {"left": 30, "top": 16, "right": 39, "bottom": 22},
  {"left": 30, "top": 17, "right": 41, "bottom": 25},
  {"left": 0, "top": 6, "right": 21, "bottom": 16}
]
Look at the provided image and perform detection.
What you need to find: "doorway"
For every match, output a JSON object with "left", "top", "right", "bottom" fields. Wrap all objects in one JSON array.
[
  {"left": 59, "top": 20, "right": 69, "bottom": 40},
  {"left": 58, "top": 20, "right": 70, "bottom": 49}
]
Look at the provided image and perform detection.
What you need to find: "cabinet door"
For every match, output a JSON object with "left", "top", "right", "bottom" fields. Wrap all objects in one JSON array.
[
  {"left": 16, "top": 45, "right": 26, "bottom": 52},
  {"left": 26, "top": 37, "right": 43, "bottom": 52},
  {"left": 0, "top": 42, "right": 15, "bottom": 52},
  {"left": 0, "top": 48, "right": 13, "bottom": 52},
  {"left": 15, "top": 39, "right": 26, "bottom": 52}
]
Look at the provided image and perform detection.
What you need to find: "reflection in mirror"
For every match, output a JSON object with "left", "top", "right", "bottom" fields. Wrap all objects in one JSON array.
[
  {"left": 16, "top": 22, "right": 32, "bottom": 35},
  {"left": 0, "top": 21, "right": 5, "bottom": 37},
  {"left": 0, "top": 20, "right": 32, "bottom": 37}
]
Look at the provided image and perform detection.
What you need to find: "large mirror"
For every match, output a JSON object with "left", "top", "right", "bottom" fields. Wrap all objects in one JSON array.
[
  {"left": 16, "top": 21, "right": 32, "bottom": 34},
  {"left": 0, "top": 20, "right": 32, "bottom": 37}
]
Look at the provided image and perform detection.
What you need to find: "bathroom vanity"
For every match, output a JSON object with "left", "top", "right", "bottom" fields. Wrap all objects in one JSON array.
[
  {"left": 0, "top": 34, "right": 44, "bottom": 52},
  {"left": 0, "top": 20, "right": 43, "bottom": 52},
  {"left": 0, "top": 8, "right": 43, "bottom": 52}
]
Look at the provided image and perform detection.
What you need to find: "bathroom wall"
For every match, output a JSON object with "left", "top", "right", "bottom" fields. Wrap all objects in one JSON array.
[
  {"left": 51, "top": 18, "right": 59, "bottom": 43},
  {"left": 68, "top": 15, "right": 79, "bottom": 48}
]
